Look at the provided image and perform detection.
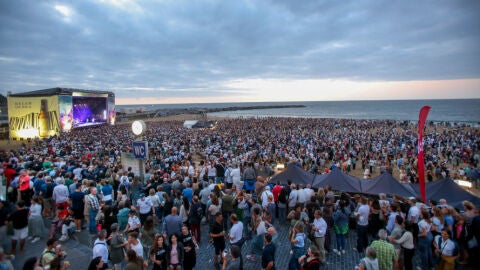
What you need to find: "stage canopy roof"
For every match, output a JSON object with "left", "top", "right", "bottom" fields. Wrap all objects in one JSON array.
[{"left": 270, "top": 163, "right": 316, "bottom": 186}]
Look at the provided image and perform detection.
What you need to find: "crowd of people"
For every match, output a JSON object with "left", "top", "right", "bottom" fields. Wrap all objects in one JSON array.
[{"left": 0, "top": 117, "right": 479, "bottom": 270}]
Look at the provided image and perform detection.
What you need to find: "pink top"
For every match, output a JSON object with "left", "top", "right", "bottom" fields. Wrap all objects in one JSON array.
[{"left": 170, "top": 244, "right": 179, "bottom": 264}]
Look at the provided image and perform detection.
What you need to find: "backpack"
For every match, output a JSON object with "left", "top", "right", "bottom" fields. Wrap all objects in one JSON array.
[{"left": 39, "top": 250, "right": 56, "bottom": 267}]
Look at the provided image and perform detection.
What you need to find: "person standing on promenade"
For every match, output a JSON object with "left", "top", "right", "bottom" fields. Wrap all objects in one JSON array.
[
  {"left": 86, "top": 187, "right": 101, "bottom": 235},
  {"left": 369, "top": 229, "right": 397, "bottom": 270},
  {"left": 262, "top": 233, "right": 276, "bottom": 270},
  {"left": 18, "top": 169, "right": 32, "bottom": 207},
  {"left": 69, "top": 183, "right": 85, "bottom": 232},
  {"left": 243, "top": 163, "right": 256, "bottom": 194},
  {"left": 210, "top": 212, "right": 225, "bottom": 267},
  {"left": 52, "top": 178, "right": 69, "bottom": 212},
  {"left": 8, "top": 200, "right": 29, "bottom": 254},
  {"left": 311, "top": 209, "right": 327, "bottom": 264},
  {"left": 92, "top": 229, "right": 109, "bottom": 268},
  {"left": 354, "top": 196, "right": 370, "bottom": 253},
  {"left": 229, "top": 214, "right": 244, "bottom": 248},
  {"left": 163, "top": 207, "right": 182, "bottom": 240}
]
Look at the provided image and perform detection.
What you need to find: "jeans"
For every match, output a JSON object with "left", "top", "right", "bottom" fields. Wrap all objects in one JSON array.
[
  {"left": 356, "top": 224, "right": 369, "bottom": 252},
  {"left": 336, "top": 233, "right": 346, "bottom": 251},
  {"left": 289, "top": 246, "right": 305, "bottom": 270},
  {"left": 89, "top": 209, "right": 98, "bottom": 234},
  {"left": 417, "top": 233, "right": 433, "bottom": 270}
]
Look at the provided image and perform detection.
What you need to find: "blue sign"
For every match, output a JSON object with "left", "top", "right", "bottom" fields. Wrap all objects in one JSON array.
[{"left": 132, "top": 141, "right": 148, "bottom": 159}]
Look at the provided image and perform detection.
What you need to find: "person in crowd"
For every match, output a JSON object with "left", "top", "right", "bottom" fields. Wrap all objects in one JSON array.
[
  {"left": 229, "top": 214, "right": 244, "bottom": 248},
  {"left": 417, "top": 210, "right": 434, "bottom": 270},
  {"left": 369, "top": 229, "right": 397, "bottom": 270},
  {"left": 86, "top": 187, "right": 101, "bottom": 235},
  {"left": 8, "top": 200, "right": 29, "bottom": 254},
  {"left": 92, "top": 229, "right": 109, "bottom": 268},
  {"left": 166, "top": 234, "right": 183, "bottom": 270},
  {"left": 289, "top": 222, "right": 306, "bottom": 270},
  {"left": 210, "top": 212, "right": 226, "bottom": 267},
  {"left": 311, "top": 209, "right": 327, "bottom": 263},
  {"left": 22, "top": 256, "right": 43, "bottom": 270},
  {"left": 87, "top": 256, "right": 104, "bottom": 270},
  {"left": 179, "top": 197, "right": 190, "bottom": 225},
  {"left": 433, "top": 228, "right": 458, "bottom": 270},
  {"left": 354, "top": 196, "right": 370, "bottom": 253},
  {"left": 389, "top": 221, "right": 415, "bottom": 270},
  {"left": 150, "top": 234, "right": 168, "bottom": 270},
  {"left": 188, "top": 196, "right": 203, "bottom": 242},
  {"left": 246, "top": 207, "right": 266, "bottom": 261},
  {"left": 140, "top": 216, "right": 156, "bottom": 257},
  {"left": 298, "top": 245, "right": 321, "bottom": 270},
  {"left": 262, "top": 233, "right": 276, "bottom": 270},
  {"left": 179, "top": 225, "right": 197, "bottom": 270},
  {"left": 28, "top": 196, "right": 43, "bottom": 244},
  {"left": 0, "top": 247, "right": 14, "bottom": 270},
  {"left": 333, "top": 198, "right": 350, "bottom": 255},
  {"left": 356, "top": 246, "right": 379, "bottom": 270},
  {"left": 163, "top": 207, "right": 183, "bottom": 239},
  {"left": 109, "top": 223, "right": 128, "bottom": 270},
  {"left": 125, "top": 249, "right": 144, "bottom": 270},
  {"left": 137, "top": 194, "right": 154, "bottom": 225},
  {"left": 389, "top": 215, "right": 405, "bottom": 270},
  {"left": 69, "top": 183, "right": 85, "bottom": 232},
  {"left": 127, "top": 232, "right": 144, "bottom": 259},
  {"left": 221, "top": 245, "right": 242, "bottom": 270},
  {"left": 58, "top": 208, "right": 75, "bottom": 242},
  {"left": 124, "top": 209, "right": 141, "bottom": 234},
  {"left": 40, "top": 238, "right": 61, "bottom": 269}
]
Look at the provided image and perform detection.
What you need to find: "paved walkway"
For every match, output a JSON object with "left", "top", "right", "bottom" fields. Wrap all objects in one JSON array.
[{"left": 4, "top": 218, "right": 368, "bottom": 270}]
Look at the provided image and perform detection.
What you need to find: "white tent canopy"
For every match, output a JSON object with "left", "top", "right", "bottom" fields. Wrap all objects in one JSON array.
[{"left": 183, "top": 120, "right": 198, "bottom": 129}]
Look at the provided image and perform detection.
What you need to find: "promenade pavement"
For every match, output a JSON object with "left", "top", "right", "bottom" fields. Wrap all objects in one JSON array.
[{"left": 5, "top": 218, "right": 369, "bottom": 270}]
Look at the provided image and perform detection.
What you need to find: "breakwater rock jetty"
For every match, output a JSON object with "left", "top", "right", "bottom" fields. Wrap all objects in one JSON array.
[{"left": 119, "top": 104, "right": 306, "bottom": 118}]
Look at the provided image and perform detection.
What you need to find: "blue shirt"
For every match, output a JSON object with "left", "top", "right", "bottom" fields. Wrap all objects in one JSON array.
[{"left": 182, "top": 188, "right": 193, "bottom": 203}]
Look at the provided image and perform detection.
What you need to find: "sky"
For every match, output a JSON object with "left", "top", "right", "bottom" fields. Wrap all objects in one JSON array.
[{"left": 1, "top": 0, "right": 479, "bottom": 105}]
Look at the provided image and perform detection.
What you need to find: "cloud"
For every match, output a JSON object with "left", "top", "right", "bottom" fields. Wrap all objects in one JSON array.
[{"left": 0, "top": 0, "right": 479, "bottom": 102}]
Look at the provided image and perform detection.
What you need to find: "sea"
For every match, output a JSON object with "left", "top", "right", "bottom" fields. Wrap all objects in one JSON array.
[{"left": 118, "top": 99, "right": 480, "bottom": 124}]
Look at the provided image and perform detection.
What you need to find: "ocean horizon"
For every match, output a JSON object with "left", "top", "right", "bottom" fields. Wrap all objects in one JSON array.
[{"left": 117, "top": 99, "right": 480, "bottom": 123}]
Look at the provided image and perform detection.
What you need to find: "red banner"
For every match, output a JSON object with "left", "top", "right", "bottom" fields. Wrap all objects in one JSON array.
[{"left": 418, "top": 106, "right": 431, "bottom": 203}]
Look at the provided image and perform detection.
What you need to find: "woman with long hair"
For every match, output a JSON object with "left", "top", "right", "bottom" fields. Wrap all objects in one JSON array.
[
  {"left": 140, "top": 216, "right": 156, "bottom": 258},
  {"left": 389, "top": 221, "right": 415, "bottom": 270},
  {"left": 167, "top": 234, "right": 184, "bottom": 270},
  {"left": 125, "top": 249, "right": 144, "bottom": 270},
  {"left": 298, "top": 246, "right": 321, "bottom": 270},
  {"left": 179, "top": 197, "right": 190, "bottom": 226},
  {"left": 150, "top": 234, "right": 168, "bottom": 270},
  {"left": 87, "top": 256, "right": 104, "bottom": 270},
  {"left": 417, "top": 210, "right": 433, "bottom": 270}
]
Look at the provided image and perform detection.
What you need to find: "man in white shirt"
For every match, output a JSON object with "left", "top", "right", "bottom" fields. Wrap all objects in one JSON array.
[
  {"left": 407, "top": 198, "right": 420, "bottom": 224},
  {"left": 127, "top": 231, "right": 144, "bottom": 258},
  {"left": 312, "top": 210, "right": 328, "bottom": 262},
  {"left": 92, "top": 229, "right": 109, "bottom": 265},
  {"left": 297, "top": 184, "right": 307, "bottom": 206},
  {"left": 229, "top": 214, "right": 244, "bottom": 248},
  {"left": 354, "top": 196, "right": 370, "bottom": 253},
  {"left": 303, "top": 184, "right": 315, "bottom": 202},
  {"left": 261, "top": 186, "right": 273, "bottom": 208},
  {"left": 137, "top": 194, "right": 154, "bottom": 224}
]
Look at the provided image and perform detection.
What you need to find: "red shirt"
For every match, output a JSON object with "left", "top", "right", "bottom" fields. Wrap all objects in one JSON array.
[
  {"left": 19, "top": 174, "right": 31, "bottom": 191},
  {"left": 272, "top": 185, "right": 282, "bottom": 202}
]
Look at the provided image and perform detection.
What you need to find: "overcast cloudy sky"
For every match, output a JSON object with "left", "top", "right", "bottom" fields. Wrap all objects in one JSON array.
[{"left": 1, "top": 0, "right": 479, "bottom": 104}]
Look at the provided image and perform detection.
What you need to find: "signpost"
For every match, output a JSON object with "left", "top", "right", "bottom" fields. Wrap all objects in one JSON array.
[{"left": 131, "top": 120, "right": 147, "bottom": 182}]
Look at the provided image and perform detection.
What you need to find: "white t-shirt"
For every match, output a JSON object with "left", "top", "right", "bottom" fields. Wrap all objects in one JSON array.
[
  {"left": 29, "top": 203, "right": 42, "bottom": 218},
  {"left": 93, "top": 239, "right": 109, "bottom": 264},
  {"left": 357, "top": 204, "right": 370, "bottom": 226},
  {"left": 288, "top": 190, "right": 298, "bottom": 207},
  {"left": 229, "top": 222, "right": 244, "bottom": 244},
  {"left": 408, "top": 205, "right": 420, "bottom": 223},
  {"left": 130, "top": 241, "right": 144, "bottom": 258},
  {"left": 137, "top": 198, "right": 153, "bottom": 214}
]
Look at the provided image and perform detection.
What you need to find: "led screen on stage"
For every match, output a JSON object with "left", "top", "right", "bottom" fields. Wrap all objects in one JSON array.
[
  {"left": 59, "top": 95, "right": 73, "bottom": 132},
  {"left": 72, "top": 96, "right": 108, "bottom": 128}
]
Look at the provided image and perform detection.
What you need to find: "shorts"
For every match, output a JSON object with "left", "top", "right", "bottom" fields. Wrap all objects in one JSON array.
[
  {"left": 56, "top": 201, "right": 69, "bottom": 210},
  {"left": 214, "top": 241, "right": 226, "bottom": 255},
  {"left": 73, "top": 209, "right": 84, "bottom": 220},
  {"left": 13, "top": 227, "right": 28, "bottom": 240}
]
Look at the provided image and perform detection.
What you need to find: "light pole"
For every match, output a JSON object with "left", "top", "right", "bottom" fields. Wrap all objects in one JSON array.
[{"left": 131, "top": 120, "right": 147, "bottom": 183}]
